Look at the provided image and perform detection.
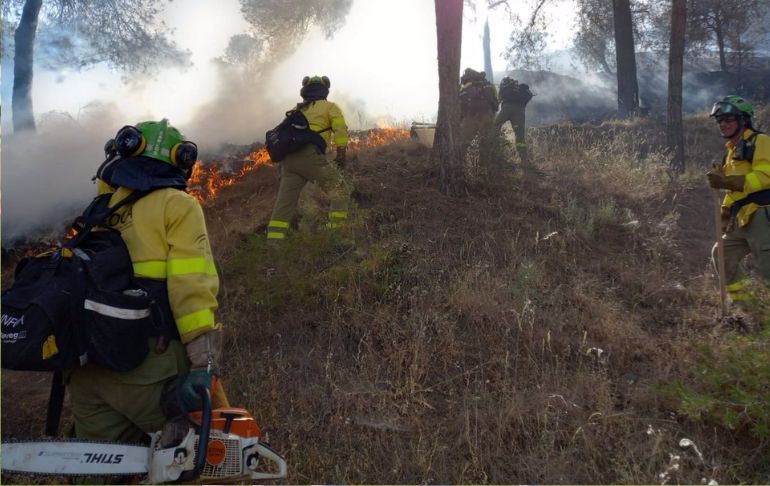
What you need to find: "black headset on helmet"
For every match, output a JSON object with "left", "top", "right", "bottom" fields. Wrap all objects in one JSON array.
[
  {"left": 302, "top": 75, "right": 331, "bottom": 88},
  {"left": 104, "top": 125, "right": 199, "bottom": 174}
]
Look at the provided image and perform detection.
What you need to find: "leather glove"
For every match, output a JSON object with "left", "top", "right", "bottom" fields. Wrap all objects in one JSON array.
[
  {"left": 706, "top": 167, "right": 723, "bottom": 189},
  {"left": 334, "top": 146, "right": 347, "bottom": 169},
  {"left": 180, "top": 331, "right": 222, "bottom": 410},
  {"left": 707, "top": 171, "right": 745, "bottom": 192}
]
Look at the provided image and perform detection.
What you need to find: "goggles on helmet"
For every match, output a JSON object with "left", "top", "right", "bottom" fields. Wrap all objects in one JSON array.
[{"left": 710, "top": 101, "right": 744, "bottom": 117}]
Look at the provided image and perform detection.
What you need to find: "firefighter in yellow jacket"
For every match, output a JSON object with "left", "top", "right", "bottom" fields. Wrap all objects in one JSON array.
[
  {"left": 267, "top": 75, "right": 351, "bottom": 241},
  {"left": 706, "top": 96, "right": 770, "bottom": 309},
  {"left": 70, "top": 119, "right": 225, "bottom": 447}
]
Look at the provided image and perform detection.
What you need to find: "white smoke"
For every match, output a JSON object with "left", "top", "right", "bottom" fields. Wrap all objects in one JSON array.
[
  {"left": 1, "top": 105, "right": 128, "bottom": 245},
  {"left": 1, "top": 107, "right": 121, "bottom": 245}
]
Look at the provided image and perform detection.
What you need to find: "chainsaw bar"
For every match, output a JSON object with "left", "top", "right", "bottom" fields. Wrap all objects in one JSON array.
[{"left": 2, "top": 438, "right": 151, "bottom": 476}]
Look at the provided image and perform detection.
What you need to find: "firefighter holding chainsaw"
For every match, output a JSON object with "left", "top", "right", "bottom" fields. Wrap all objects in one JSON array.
[
  {"left": 266, "top": 75, "right": 351, "bottom": 242},
  {"left": 69, "top": 119, "right": 227, "bottom": 449},
  {"left": 706, "top": 96, "right": 770, "bottom": 313}
]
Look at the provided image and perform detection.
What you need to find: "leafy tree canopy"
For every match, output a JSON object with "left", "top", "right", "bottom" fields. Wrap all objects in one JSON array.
[{"left": 3, "top": 0, "right": 190, "bottom": 74}]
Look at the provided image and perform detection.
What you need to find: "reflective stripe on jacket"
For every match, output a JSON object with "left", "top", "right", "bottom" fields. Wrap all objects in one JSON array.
[
  {"left": 300, "top": 100, "right": 349, "bottom": 148},
  {"left": 722, "top": 129, "right": 770, "bottom": 227},
  {"left": 102, "top": 185, "right": 220, "bottom": 343}
]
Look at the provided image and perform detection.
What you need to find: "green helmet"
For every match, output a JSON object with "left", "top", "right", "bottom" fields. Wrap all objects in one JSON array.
[
  {"left": 710, "top": 95, "right": 754, "bottom": 118},
  {"left": 113, "top": 118, "right": 198, "bottom": 170},
  {"left": 302, "top": 75, "right": 330, "bottom": 88}
]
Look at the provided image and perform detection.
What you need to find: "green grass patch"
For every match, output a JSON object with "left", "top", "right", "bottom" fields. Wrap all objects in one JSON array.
[{"left": 662, "top": 326, "right": 770, "bottom": 438}]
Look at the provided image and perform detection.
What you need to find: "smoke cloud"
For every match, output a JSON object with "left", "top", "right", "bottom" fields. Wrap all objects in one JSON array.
[{"left": 1, "top": 105, "right": 125, "bottom": 244}]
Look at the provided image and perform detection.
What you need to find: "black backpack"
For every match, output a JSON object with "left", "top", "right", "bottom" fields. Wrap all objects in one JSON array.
[
  {"left": 460, "top": 82, "right": 497, "bottom": 116},
  {"left": 1, "top": 190, "right": 159, "bottom": 373},
  {"left": 500, "top": 80, "right": 533, "bottom": 105},
  {"left": 265, "top": 109, "right": 329, "bottom": 162}
]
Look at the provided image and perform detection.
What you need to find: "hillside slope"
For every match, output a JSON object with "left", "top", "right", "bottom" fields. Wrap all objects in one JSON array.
[
  {"left": 203, "top": 118, "right": 768, "bottom": 483},
  {"left": 3, "top": 117, "right": 769, "bottom": 484}
]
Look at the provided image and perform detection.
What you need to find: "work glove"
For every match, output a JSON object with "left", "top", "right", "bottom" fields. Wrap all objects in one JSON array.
[
  {"left": 334, "top": 146, "right": 347, "bottom": 169},
  {"left": 707, "top": 168, "right": 745, "bottom": 192},
  {"left": 180, "top": 331, "right": 222, "bottom": 411}
]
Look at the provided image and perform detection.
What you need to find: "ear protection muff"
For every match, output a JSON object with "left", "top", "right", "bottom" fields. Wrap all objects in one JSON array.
[
  {"left": 104, "top": 138, "right": 118, "bottom": 160},
  {"left": 170, "top": 140, "right": 198, "bottom": 172},
  {"left": 302, "top": 75, "right": 331, "bottom": 88},
  {"left": 114, "top": 125, "right": 146, "bottom": 157}
]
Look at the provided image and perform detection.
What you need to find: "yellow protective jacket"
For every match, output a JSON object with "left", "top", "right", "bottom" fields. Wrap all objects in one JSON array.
[
  {"left": 721, "top": 128, "right": 770, "bottom": 227},
  {"left": 300, "top": 100, "right": 349, "bottom": 149},
  {"left": 100, "top": 185, "right": 220, "bottom": 344}
]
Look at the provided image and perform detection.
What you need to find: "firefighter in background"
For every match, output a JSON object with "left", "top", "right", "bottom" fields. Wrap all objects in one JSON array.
[
  {"left": 459, "top": 68, "right": 499, "bottom": 153},
  {"left": 706, "top": 96, "right": 770, "bottom": 312},
  {"left": 74, "top": 119, "right": 226, "bottom": 449},
  {"left": 496, "top": 76, "right": 534, "bottom": 163},
  {"left": 267, "top": 75, "right": 351, "bottom": 241}
]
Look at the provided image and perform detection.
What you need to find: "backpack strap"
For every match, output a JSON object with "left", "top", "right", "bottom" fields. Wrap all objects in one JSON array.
[
  {"left": 289, "top": 107, "right": 332, "bottom": 134},
  {"left": 67, "top": 189, "right": 154, "bottom": 248},
  {"left": 45, "top": 371, "right": 66, "bottom": 436}
]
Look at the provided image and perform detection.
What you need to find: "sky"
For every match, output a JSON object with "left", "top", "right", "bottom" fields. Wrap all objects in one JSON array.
[{"left": 0, "top": 0, "right": 578, "bottom": 243}]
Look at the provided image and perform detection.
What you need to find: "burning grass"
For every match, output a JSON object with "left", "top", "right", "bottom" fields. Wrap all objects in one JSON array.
[{"left": 188, "top": 127, "right": 411, "bottom": 204}]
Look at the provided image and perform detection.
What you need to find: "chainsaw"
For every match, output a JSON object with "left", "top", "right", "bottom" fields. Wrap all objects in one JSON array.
[{"left": 1, "top": 386, "right": 287, "bottom": 483}]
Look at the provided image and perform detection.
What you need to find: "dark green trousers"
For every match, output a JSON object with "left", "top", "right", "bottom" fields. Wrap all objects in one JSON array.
[
  {"left": 495, "top": 102, "right": 528, "bottom": 162},
  {"left": 713, "top": 206, "right": 770, "bottom": 303},
  {"left": 68, "top": 338, "right": 188, "bottom": 443},
  {"left": 267, "top": 144, "right": 351, "bottom": 240}
]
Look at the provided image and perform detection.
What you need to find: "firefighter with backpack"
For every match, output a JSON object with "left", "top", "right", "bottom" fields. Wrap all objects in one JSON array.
[
  {"left": 266, "top": 75, "right": 351, "bottom": 243},
  {"left": 496, "top": 76, "right": 533, "bottom": 163},
  {"left": 459, "top": 68, "right": 499, "bottom": 156},
  {"left": 69, "top": 119, "right": 227, "bottom": 450},
  {"left": 706, "top": 95, "right": 770, "bottom": 315}
]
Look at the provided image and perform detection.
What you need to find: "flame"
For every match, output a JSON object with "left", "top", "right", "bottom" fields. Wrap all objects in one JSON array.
[
  {"left": 188, "top": 147, "right": 272, "bottom": 203},
  {"left": 188, "top": 127, "right": 411, "bottom": 204},
  {"left": 348, "top": 125, "right": 411, "bottom": 150}
]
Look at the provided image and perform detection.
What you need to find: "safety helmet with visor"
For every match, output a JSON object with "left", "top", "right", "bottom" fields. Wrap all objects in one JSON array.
[{"left": 710, "top": 95, "right": 754, "bottom": 120}]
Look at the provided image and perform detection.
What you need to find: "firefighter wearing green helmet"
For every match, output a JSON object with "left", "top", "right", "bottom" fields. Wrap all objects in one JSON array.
[
  {"left": 72, "top": 119, "right": 228, "bottom": 452},
  {"left": 706, "top": 96, "right": 770, "bottom": 310},
  {"left": 266, "top": 75, "right": 351, "bottom": 242}
]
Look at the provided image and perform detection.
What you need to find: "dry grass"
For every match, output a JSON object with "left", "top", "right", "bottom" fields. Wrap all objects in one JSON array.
[
  {"left": 206, "top": 110, "right": 770, "bottom": 483},
  {"left": 3, "top": 109, "right": 770, "bottom": 484}
]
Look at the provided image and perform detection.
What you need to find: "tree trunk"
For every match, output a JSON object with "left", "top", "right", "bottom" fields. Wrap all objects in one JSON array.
[
  {"left": 12, "top": 0, "right": 43, "bottom": 132},
  {"left": 483, "top": 18, "right": 493, "bottom": 84},
  {"left": 432, "top": 0, "right": 465, "bottom": 196},
  {"left": 667, "top": 0, "right": 687, "bottom": 174},
  {"left": 715, "top": 24, "right": 727, "bottom": 71},
  {"left": 612, "top": 0, "right": 639, "bottom": 118}
]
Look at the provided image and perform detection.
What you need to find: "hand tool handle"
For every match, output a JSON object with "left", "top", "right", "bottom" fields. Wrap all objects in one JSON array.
[{"left": 713, "top": 189, "right": 728, "bottom": 316}]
